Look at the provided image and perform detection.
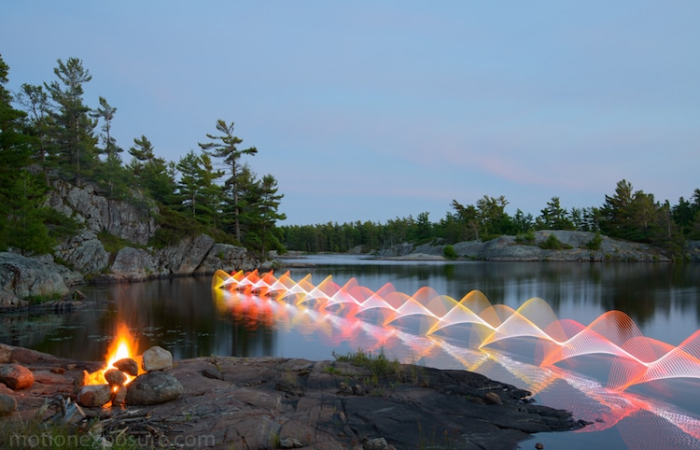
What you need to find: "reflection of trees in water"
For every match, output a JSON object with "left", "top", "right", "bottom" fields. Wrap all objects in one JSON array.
[
  {"left": 2, "top": 276, "right": 277, "bottom": 361},
  {"left": 290, "top": 261, "right": 700, "bottom": 328},
  {"left": 0, "top": 313, "right": 65, "bottom": 348}
]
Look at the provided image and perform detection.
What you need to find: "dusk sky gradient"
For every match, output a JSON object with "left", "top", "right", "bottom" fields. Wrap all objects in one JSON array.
[{"left": 2, "top": 1, "right": 699, "bottom": 225}]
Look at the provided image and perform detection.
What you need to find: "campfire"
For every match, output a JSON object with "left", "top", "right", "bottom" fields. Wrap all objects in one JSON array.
[
  {"left": 84, "top": 323, "right": 142, "bottom": 388},
  {"left": 77, "top": 324, "right": 182, "bottom": 408}
]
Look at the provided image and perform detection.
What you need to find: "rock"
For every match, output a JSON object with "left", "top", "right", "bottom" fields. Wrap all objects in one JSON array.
[
  {"left": 352, "top": 384, "right": 365, "bottom": 395},
  {"left": 338, "top": 381, "right": 353, "bottom": 395},
  {"left": 364, "top": 437, "right": 388, "bottom": 450},
  {"left": 126, "top": 371, "right": 183, "bottom": 405},
  {"left": 196, "top": 243, "right": 258, "bottom": 274},
  {"left": 47, "top": 181, "right": 156, "bottom": 246},
  {"left": 379, "top": 231, "right": 673, "bottom": 262},
  {"left": 11, "top": 347, "right": 59, "bottom": 364},
  {"left": 112, "top": 385, "right": 127, "bottom": 407},
  {"left": 0, "top": 253, "right": 74, "bottom": 306},
  {"left": 77, "top": 384, "right": 112, "bottom": 407},
  {"left": 202, "top": 367, "right": 223, "bottom": 380},
  {"left": 0, "top": 393, "right": 16, "bottom": 416},
  {"left": 484, "top": 392, "right": 503, "bottom": 405},
  {"left": 279, "top": 437, "right": 303, "bottom": 449},
  {"left": 109, "top": 247, "right": 157, "bottom": 281},
  {"left": 156, "top": 234, "right": 216, "bottom": 276},
  {"left": 0, "top": 344, "right": 13, "bottom": 364},
  {"left": 535, "top": 443, "right": 544, "bottom": 449},
  {"left": 114, "top": 358, "right": 139, "bottom": 377},
  {"left": 51, "top": 367, "right": 66, "bottom": 374},
  {"left": 104, "top": 368, "right": 127, "bottom": 387},
  {"left": 0, "top": 364, "right": 34, "bottom": 390},
  {"left": 54, "top": 230, "right": 110, "bottom": 274},
  {"left": 141, "top": 346, "right": 173, "bottom": 372}
]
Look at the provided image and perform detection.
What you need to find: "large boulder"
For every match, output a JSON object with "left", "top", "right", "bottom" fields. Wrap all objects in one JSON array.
[
  {"left": 0, "top": 253, "right": 78, "bottom": 307},
  {"left": 126, "top": 371, "right": 183, "bottom": 405},
  {"left": 195, "top": 243, "right": 258, "bottom": 275},
  {"left": 0, "top": 364, "right": 34, "bottom": 390},
  {"left": 109, "top": 247, "right": 159, "bottom": 281},
  {"left": 156, "top": 234, "right": 216, "bottom": 275},
  {"left": 54, "top": 230, "right": 110, "bottom": 274}
]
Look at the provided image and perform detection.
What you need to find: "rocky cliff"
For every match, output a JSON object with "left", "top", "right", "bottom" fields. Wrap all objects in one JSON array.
[{"left": 0, "top": 181, "right": 258, "bottom": 307}]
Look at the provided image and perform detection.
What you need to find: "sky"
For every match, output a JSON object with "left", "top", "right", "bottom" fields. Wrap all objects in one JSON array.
[{"left": 2, "top": 1, "right": 699, "bottom": 225}]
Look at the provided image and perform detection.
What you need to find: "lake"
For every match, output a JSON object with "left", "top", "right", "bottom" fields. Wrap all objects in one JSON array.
[{"left": 2, "top": 255, "right": 699, "bottom": 450}]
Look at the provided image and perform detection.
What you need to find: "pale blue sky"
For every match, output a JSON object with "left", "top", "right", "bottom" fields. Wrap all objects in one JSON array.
[{"left": 2, "top": 1, "right": 698, "bottom": 225}]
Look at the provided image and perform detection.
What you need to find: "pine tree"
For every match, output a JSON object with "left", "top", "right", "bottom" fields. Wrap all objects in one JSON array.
[
  {"left": 128, "top": 135, "right": 175, "bottom": 204},
  {"left": 175, "top": 151, "right": 223, "bottom": 224},
  {"left": 16, "top": 83, "right": 52, "bottom": 171},
  {"left": 198, "top": 120, "right": 257, "bottom": 242},
  {"left": 44, "top": 57, "right": 98, "bottom": 185},
  {"left": 254, "top": 174, "right": 286, "bottom": 258},
  {"left": 0, "top": 54, "right": 53, "bottom": 254},
  {"left": 600, "top": 180, "right": 635, "bottom": 239}
]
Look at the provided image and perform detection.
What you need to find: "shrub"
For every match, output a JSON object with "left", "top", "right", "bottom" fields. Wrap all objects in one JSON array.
[
  {"left": 443, "top": 245, "right": 457, "bottom": 260},
  {"left": 515, "top": 229, "right": 536, "bottom": 245},
  {"left": 538, "top": 234, "right": 571, "bottom": 250},
  {"left": 332, "top": 347, "right": 402, "bottom": 379},
  {"left": 585, "top": 232, "right": 603, "bottom": 250}
]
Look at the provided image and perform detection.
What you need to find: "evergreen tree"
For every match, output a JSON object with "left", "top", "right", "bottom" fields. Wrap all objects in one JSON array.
[
  {"left": 600, "top": 180, "right": 635, "bottom": 239},
  {"left": 0, "top": 54, "right": 53, "bottom": 254},
  {"left": 476, "top": 195, "right": 509, "bottom": 237},
  {"left": 44, "top": 57, "right": 98, "bottom": 185},
  {"left": 538, "top": 196, "right": 574, "bottom": 230},
  {"left": 512, "top": 209, "right": 534, "bottom": 234},
  {"left": 198, "top": 119, "right": 257, "bottom": 242},
  {"left": 450, "top": 200, "right": 480, "bottom": 240},
  {"left": 128, "top": 135, "right": 175, "bottom": 204},
  {"left": 91, "top": 96, "right": 125, "bottom": 197},
  {"left": 175, "top": 151, "right": 223, "bottom": 224},
  {"left": 16, "top": 83, "right": 52, "bottom": 170},
  {"left": 243, "top": 174, "right": 285, "bottom": 258}
]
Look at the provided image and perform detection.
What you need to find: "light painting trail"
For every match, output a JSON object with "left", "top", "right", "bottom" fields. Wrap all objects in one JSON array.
[
  {"left": 212, "top": 271, "right": 700, "bottom": 450},
  {"left": 213, "top": 269, "right": 700, "bottom": 392}
]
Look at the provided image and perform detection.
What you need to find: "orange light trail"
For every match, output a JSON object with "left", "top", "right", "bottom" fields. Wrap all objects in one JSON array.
[{"left": 214, "top": 269, "right": 700, "bottom": 392}]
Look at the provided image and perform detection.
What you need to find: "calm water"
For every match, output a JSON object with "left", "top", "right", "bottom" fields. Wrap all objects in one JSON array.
[{"left": 2, "top": 255, "right": 700, "bottom": 450}]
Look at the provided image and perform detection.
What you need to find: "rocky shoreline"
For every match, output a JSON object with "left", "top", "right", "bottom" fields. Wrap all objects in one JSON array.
[{"left": 0, "top": 344, "right": 585, "bottom": 450}]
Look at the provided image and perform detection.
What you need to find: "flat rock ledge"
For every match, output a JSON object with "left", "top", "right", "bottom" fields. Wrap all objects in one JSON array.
[{"left": 0, "top": 345, "right": 585, "bottom": 450}]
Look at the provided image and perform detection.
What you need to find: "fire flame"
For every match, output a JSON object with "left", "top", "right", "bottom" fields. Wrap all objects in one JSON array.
[{"left": 85, "top": 323, "right": 140, "bottom": 386}]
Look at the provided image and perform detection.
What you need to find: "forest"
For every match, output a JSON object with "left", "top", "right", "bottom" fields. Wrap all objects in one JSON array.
[
  {"left": 280, "top": 181, "right": 700, "bottom": 257},
  {"left": 1, "top": 54, "right": 699, "bottom": 261},
  {"left": 281, "top": 184, "right": 700, "bottom": 257},
  {"left": 0, "top": 55, "right": 285, "bottom": 259}
]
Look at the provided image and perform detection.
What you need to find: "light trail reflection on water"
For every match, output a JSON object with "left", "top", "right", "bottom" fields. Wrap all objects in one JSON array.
[{"left": 214, "top": 269, "right": 700, "bottom": 450}]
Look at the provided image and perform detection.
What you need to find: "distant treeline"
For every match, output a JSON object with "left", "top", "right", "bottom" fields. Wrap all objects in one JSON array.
[
  {"left": 281, "top": 182, "right": 700, "bottom": 256},
  {"left": 0, "top": 55, "right": 285, "bottom": 258}
]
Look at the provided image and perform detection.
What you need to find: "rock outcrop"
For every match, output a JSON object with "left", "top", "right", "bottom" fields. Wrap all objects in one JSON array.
[
  {"left": 46, "top": 181, "right": 156, "bottom": 246},
  {"left": 99, "top": 238, "right": 258, "bottom": 282},
  {"left": 0, "top": 253, "right": 82, "bottom": 308},
  {"left": 380, "top": 231, "right": 675, "bottom": 262},
  {"left": 0, "top": 181, "right": 259, "bottom": 305},
  {"left": 0, "top": 345, "right": 586, "bottom": 450}
]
